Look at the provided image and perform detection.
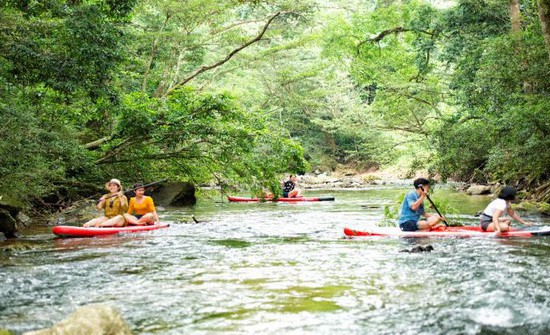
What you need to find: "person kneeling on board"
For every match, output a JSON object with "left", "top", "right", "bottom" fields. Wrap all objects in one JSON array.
[
  {"left": 479, "top": 186, "right": 531, "bottom": 233},
  {"left": 397, "top": 178, "right": 445, "bottom": 231},
  {"left": 281, "top": 175, "right": 302, "bottom": 198}
]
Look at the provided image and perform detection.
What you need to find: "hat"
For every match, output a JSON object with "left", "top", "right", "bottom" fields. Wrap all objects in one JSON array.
[{"left": 105, "top": 179, "right": 122, "bottom": 191}]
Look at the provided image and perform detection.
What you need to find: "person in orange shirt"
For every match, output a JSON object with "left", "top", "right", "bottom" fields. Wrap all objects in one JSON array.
[{"left": 126, "top": 183, "right": 160, "bottom": 225}]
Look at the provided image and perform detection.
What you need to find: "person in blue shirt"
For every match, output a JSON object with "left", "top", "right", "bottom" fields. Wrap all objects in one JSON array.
[{"left": 397, "top": 178, "right": 445, "bottom": 231}]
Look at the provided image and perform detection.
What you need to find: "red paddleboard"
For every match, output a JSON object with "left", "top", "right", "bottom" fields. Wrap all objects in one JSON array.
[
  {"left": 53, "top": 222, "right": 169, "bottom": 237},
  {"left": 228, "top": 196, "right": 335, "bottom": 202},
  {"left": 343, "top": 226, "right": 550, "bottom": 238}
]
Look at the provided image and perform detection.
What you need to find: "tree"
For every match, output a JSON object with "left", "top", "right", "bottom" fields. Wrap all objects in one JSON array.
[{"left": 538, "top": 0, "right": 550, "bottom": 59}]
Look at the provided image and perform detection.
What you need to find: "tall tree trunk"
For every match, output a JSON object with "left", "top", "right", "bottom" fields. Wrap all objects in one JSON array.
[
  {"left": 510, "top": 0, "right": 533, "bottom": 92},
  {"left": 142, "top": 13, "right": 171, "bottom": 92},
  {"left": 510, "top": 0, "right": 521, "bottom": 33},
  {"left": 538, "top": 0, "right": 550, "bottom": 60}
]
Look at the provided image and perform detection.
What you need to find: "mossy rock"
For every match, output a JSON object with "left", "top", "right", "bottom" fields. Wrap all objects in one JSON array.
[
  {"left": 1, "top": 242, "right": 35, "bottom": 253},
  {"left": 0, "top": 209, "right": 17, "bottom": 238},
  {"left": 362, "top": 174, "right": 381, "bottom": 184},
  {"left": 0, "top": 195, "right": 25, "bottom": 212},
  {"left": 0, "top": 329, "right": 14, "bottom": 335},
  {"left": 515, "top": 201, "right": 550, "bottom": 215}
]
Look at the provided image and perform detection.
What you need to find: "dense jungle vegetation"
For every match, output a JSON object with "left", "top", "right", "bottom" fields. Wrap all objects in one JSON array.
[{"left": 1, "top": 0, "right": 550, "bottom": 209}]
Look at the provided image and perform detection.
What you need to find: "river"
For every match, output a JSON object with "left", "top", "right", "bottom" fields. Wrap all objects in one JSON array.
[{"left": 1, "top": 186, "right": 550, "bottom": 334}]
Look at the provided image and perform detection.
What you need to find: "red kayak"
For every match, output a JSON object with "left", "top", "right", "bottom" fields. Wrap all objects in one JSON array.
[
  {"left": 343, "top": 226, "right": 550, "bottom": 238},
  {"left": 228, "top": 196, "right": 335, "bottom": 202},
  {"left": 53, "top": 222, "right": 170, "bottom": 237}
]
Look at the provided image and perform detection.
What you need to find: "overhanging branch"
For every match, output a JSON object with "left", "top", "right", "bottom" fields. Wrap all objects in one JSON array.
[
  {"left": 164, "top": 11, "right": 282, "bottom": 96},
  {"left": 356, "top": 26, "right": 436, "bottom": 54}
]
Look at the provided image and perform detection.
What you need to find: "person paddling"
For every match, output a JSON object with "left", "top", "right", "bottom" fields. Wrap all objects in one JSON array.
[
  {"left": 480, "top": 186, "right": 532, "bottom": 233},
  {"left": 83, "top": 179, "right": 129, "bottom": 227},
  {"left": 281, "top": 175, "right": 302, "bottom": 198},
  {"left": 397, "top": 178, "right": 446, "bottom": 231},
  {"left": 126, "top": 183, "right": 160, "bottom": 225}
]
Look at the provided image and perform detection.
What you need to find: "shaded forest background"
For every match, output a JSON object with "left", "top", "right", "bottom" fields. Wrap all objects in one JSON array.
[{"left": 2, "top": 0, "right": 550, "bottom": 210}]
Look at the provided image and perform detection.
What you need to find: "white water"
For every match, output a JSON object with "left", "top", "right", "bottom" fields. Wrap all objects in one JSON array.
[{"left": 1, "top": 187, "right": 549, "bottom": 334}]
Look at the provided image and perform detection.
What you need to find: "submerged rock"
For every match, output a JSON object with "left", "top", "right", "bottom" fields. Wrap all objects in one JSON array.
[
  {"left": 23, "top": 304, "right": 132, "bottom": 335},
  {"left": 400, "top": 245, "right": 434, "bottom": 253}
]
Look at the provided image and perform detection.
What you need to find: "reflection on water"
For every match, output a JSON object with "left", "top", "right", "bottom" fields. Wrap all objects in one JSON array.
[{"left": 1, "top": 187, "right": 550, "bottom": 334}]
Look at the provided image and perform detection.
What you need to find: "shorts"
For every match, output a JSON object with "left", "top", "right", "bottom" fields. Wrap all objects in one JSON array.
[
  {"left": 135, "top": 214, "right": 144, "bottom": 220},
  {"left": 282, "top": 192, "right": 289, "bottom": 198},
  {"left": 480, "top": 214, "right": 492, "bottom": 231},
  {"left": 399, "top": 220, "right": 418, "bottom": 231}
]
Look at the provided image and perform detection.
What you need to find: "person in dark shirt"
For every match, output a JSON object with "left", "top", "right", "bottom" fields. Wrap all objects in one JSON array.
[{"left": 282, "top": 175, "right": 302, "bottom": 198}]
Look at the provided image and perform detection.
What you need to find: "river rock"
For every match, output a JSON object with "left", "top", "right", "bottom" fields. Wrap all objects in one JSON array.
[
  {"left": 149, "top": 182, "right": 196, "bottom": 206},
  {"left": 466, "top": 184, "right": 492, "bottom": 195},
  {"left": 23, "top": 304, "right": 132, "bottom": 335},
  {"left": 0, "top": 209, "right": 17, "bottom": 239},
  {"left": 0, "top": 195, "right": 28, "bottom": 238},
  {"left": 400, "top": 245, "right": 434, "bottom": 253},
  {"left": 48, "top": 199, "right": 100, "bottom": 226}
]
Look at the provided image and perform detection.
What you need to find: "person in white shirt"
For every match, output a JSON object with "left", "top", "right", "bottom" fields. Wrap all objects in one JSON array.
[{"left": 480, "top": 186, "right": 532, "bottom": 233}]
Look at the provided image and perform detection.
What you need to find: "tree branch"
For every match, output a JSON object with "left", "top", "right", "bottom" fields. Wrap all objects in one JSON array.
[
  {"left": 356, "top": 27, "right": 436, "bottom": 54},
  {"left": 163, "top": 12, "right": 282, "bottom": 96},
  {"left": 84, "top": 136, "right": 113, "bottom": 150}
]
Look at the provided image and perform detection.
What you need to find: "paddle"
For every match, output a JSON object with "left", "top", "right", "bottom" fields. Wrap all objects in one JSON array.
[
  {"left": 97, "top": 179, "right": 168, "bottom": 203},
  {"left": 425, "top": 195, "right": 448, "bottom": 226},
  {"left": 419, "top": 185, "right": 449, "bottom": 227}
]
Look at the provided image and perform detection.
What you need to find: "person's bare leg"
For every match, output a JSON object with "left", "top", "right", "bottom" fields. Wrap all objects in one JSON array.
[
  {"left": 83, "top": 217, "right": 108, "bottom": 227},
  {"left": 417, "top": 216, "right": 443, "bottom": 230},
  {"left": 98, "top": 215, "right": 126, "bottom": 227},
  {"left": 137, "top": 213, "right": 155, "bottom": 225}
]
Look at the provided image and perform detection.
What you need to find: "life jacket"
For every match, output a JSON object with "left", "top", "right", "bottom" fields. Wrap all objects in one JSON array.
[{"left": 101, "top": 194, "right": 129, "bottom": 218}]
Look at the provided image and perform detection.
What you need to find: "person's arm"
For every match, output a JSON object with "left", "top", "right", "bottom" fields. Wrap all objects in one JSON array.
[
  {"left": 507, "top": 208, "right": 531, "bottom": 226},
  {"left": 410, "top": 188, "right": 427, "bottom": 211},
  {"left": 127, "top": 198, "right": 134, "bottom": 215},
  {"left": 97, "top": 196, "right": 106, "bottom": 210},
  {"left": 148, "top": 197, "right": 160, "bottom": 223},
  {"left": 119, "top": 194, "right": 128, "bottom": 213}
]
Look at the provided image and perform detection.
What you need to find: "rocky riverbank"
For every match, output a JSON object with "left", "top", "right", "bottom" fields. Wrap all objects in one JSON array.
[{"left": 295, "top": 171, "right": 413, "bottom": 189}]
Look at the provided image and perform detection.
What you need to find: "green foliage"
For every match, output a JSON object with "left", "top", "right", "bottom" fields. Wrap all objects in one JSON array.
[
  {"left": 426, "top": 192, "right": 459, "bottom": 226},
  {"left": 3, "top": 0, "right": 550, "bottom": 210},
  {"left": 431, "top": 0, "right": 550, "bottom": 190},
  {"left": 99, "top": 88, "right": 306, "bottom": 193},
  {"left": 0, "top": 1, "right": 134, "bottom": 206},
  {"left": 380, "top": 192, "right": 405, "bottom": 227},
  {"left": 0, "top": 83, "right": 98, "bottom": 203}
]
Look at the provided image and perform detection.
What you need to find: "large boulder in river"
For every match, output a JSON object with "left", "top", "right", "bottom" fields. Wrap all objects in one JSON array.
[
  {"left": 149, "top": 181, "right": 196, "bottom": 206},
  {"left": 466, "top": 184, "right": 492, "bottom": 195},
  {"left": 23, "top": 304, "right": 132, "bottom": 335}
]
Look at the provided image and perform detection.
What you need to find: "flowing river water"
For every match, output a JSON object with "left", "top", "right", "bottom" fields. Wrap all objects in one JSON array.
[{"left": 1, "top": 186, "right": 550, "bottom": 334}]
